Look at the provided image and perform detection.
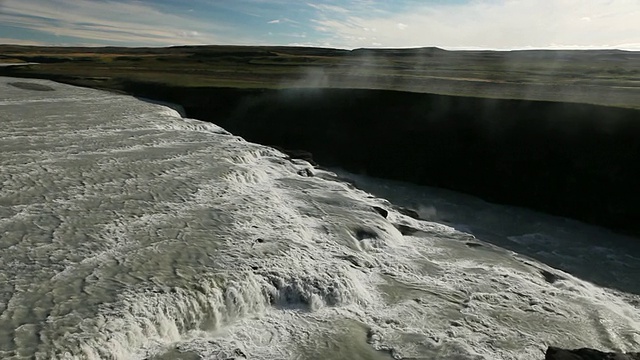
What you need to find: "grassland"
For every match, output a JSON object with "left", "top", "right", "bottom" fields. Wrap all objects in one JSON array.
[{"left": 0, "top": 45, "right": 638, "bottom": 109}]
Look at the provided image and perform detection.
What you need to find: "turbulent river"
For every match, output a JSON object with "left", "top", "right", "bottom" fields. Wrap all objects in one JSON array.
[{"left": 0, "top": 77, "right": 639, "bottom": 360}]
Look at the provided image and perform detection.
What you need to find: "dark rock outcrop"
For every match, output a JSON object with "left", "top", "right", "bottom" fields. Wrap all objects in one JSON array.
[
  {"left": 372, "top": 206, "right": 389, "bottom": 218},
  {"left": 8, "top": 82, "right": 55, "bottom": 91},
  {"left": 546, "top": 346, "right": 640, "bottom": 360},
  {"left": 117, "top": 82, "right": 640, "bottom": 237},
  {"left": 394, "top": 224, "right": 421, "bottom": 236},
  {"left": 466, "top": 242, "right": 483, "bottom": 248},
  {"left": 392, "top": 206, "right": 422, "bottom": 220},
  {"left": 540, "top": 270, "right": 565, "bottom": 284}
]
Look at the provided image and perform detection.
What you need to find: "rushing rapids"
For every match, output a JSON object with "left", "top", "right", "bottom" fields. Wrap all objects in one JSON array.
[{"left": 0, "top": 77, "right": 639, "bottom": 359}]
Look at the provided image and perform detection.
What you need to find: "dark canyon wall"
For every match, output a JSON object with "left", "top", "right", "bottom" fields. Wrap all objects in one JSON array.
[{"left": 121, "top": 82, "right": 640, "bottom": 236}]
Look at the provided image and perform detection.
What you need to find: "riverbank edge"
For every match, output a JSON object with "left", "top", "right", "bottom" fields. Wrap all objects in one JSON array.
[{"left": 3, "top": 74, "right": 639, "bottom": 238}]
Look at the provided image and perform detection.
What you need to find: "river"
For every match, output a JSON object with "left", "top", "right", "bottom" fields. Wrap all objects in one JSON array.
[{"left": 1, "top": 77, "right": 638, "bottom": 359}]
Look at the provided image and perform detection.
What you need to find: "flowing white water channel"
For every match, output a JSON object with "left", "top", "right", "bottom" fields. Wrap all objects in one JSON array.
[{"left": 0, "top": 77, "right": 638, "bottom": 360}]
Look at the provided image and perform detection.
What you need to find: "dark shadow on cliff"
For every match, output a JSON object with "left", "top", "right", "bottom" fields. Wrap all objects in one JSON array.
[
  {"left": 119, "top": 83, "right": 640, "bottom": 238},
  {"left": 222, "top": 88, "right": 640, "bottom": 237}
]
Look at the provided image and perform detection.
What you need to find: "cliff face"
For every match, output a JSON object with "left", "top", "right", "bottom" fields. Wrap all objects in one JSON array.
[{"left": 122, "top": 82, "right": 640, "bottom": 236}]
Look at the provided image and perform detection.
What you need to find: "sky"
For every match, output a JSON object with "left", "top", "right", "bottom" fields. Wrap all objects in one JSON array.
[{"left": 0, "top": 0, "right": 638, "bottom": 50}]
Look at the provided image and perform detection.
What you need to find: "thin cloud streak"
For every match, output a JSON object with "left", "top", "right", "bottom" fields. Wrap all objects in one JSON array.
[
  {"left": 0, "top": 0, "right": 225, "bottom": 45},
  {"left": 0, "top": 37, "right": 47, "bottom": 46},
  {"left": 267, "top": 17, "right": 300, "bottom": 25}
]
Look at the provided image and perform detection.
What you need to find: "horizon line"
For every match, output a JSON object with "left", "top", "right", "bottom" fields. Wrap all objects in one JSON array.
[{"left": 0, "top": 43, "right": 638, "bottom": 52}]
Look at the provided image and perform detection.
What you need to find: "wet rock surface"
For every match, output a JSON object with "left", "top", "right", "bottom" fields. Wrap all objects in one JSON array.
[
  {"left": 546, "top": 347, "right": 640, "bottom": 360},
  {"left": 8, "top": 81, "right": 55, "bottom": 91}
]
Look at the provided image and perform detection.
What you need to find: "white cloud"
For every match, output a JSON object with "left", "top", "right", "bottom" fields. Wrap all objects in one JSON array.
[
  {"left": 2, "top": 0, "right": 637, "bottom": 50},
  {"left": 307, "top": 3, "right": 350, "bottom": 14},
  {"left": 309, "top": 0, "right": 640, "bottom": 50},
  {"left": 267, "top": 17, "right": 300, "bottom": 26},
  {"left": 0, "top": 0, "right": 227, "bottom": 45},
  {"left": 0, "top": 37, "right": 48, "bottom": 46}
]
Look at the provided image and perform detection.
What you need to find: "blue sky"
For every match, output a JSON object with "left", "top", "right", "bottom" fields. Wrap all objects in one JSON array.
[{"left": 0, "top": 0, "right": 638, "bottom": 49}]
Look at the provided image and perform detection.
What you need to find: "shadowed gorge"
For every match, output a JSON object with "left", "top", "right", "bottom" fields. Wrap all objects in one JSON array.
[
  {"left": 117, "top": 83, "right": 640, "bottom": 237},
  {"left": 1, "top": 45, "right": 639, "bottom": 236}
]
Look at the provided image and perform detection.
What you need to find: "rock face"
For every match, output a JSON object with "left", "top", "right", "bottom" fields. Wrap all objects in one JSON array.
[
  {"left": 546, "top": 346, "right": 640, "bottom": 360},
  {"left": 120, "top": 82, "right": 640, "bottom": 237}
]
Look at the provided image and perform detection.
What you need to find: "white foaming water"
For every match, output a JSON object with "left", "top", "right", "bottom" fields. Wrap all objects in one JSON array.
[{"left": 0, "top": 77, "right": 638, "bottom": 360}]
